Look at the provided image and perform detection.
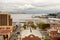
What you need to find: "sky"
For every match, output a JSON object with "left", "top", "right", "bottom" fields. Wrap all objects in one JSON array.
[{"left": 0, "top": 0, "right": 60, "bottom": 14}]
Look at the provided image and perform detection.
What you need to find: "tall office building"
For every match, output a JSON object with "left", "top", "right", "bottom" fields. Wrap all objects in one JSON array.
[{"left": 0, "top": 14, "right": 12, "bottom": 26}]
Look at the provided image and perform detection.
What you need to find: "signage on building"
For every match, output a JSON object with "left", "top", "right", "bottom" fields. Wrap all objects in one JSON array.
[{"left": 0, "top": 30, "right": 11, "bottom": 35}]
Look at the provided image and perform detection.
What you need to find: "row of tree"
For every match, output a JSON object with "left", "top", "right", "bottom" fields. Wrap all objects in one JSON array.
[
  {"left": 37, "top": 22, "right": 50, "bottom": 30},
  {"left": 23, "top": 22, "right": 50, "bottom": 30}
]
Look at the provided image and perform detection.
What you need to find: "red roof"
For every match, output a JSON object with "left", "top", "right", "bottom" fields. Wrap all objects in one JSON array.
[
  {"left": 50, "top": 23, "right": 60, "bottom": 27},
  {"left": 26, "top": 20, "right": 33, "bottom": 22},
  {"left": 22, "top": 34, "right": 41, "bottom": 40},
  {"left": 50, "top": 31, "right": 57, "bottom": 34},
  {"left": 0, "top": 30, "right": 11, "bottom": 35}
]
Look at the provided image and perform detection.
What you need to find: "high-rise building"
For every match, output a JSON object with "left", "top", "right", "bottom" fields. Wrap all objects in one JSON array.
[
  {"left": 0, "top": 14, "right": 12, "bottom": 26},
  {"left": 0, "top": 12, "right": 13, "bottom": 40}
]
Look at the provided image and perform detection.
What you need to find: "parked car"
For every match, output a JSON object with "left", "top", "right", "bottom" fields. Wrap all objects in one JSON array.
[{"left": 16, "top": 32, "right": 20, "bottom": 34}]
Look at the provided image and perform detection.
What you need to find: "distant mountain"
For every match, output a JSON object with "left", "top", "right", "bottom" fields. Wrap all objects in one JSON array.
[{"left": 2, "top": 10, "right": 60, "bottom": 14}]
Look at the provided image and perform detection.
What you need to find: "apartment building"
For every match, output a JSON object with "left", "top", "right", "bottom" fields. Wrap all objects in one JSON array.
[
  {"left": 0, "top": 13, "right": 13, "bottom": 40},
  {"left": 0, "top": 13, "right": 12, "bottom": 26}
]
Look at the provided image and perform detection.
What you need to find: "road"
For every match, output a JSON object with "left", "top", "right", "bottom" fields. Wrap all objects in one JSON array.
[
  {"left": 10, "top": 26, "right": 21, "bottom": 40},
  {"left": 10, "top": 26, "right": 49, "bottom": 40}
]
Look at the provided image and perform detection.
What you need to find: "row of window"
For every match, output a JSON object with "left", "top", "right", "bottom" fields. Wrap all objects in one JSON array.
[{"left": 0, "top": 27, "right": 10, "bottom": 29}]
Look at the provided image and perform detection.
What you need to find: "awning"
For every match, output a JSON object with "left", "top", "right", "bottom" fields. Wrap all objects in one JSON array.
[{"left": 0, "top": 30, "right": 11, "bottom": 35}]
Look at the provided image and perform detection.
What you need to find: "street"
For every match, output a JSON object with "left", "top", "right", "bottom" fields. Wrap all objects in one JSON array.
[
  {"left": 10, "top": 26, "right": 21, "bottom": 40},
  {"left": 10, "top": 26, "right": 49, "bottom": 40}
]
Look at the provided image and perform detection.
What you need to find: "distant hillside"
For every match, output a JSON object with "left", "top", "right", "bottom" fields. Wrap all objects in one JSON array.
[{"left": 47, "top": 12, "right": 60, "bottom": 18}]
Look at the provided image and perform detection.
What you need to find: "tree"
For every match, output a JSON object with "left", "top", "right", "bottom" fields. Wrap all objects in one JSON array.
[
  {"left": 43, "top": 24, "right": 50, "bottom": 29},
  {"left": 37, "top": 22, "right": 50, "bottom": 29},
  {"left": 48, "top": 14, "right": 57, "bottom": 16},
  {"left": 44, "top": 37, "right": 51, "bottom": 40},
  {"left": 37, "top": 22, "right": 45, "bottom": 29},
  {"left": 23, "top": 23, "right": 26, "bottom": 29},
  {"left": 30, "top": 23, "right": 36, "bottom": 29}
]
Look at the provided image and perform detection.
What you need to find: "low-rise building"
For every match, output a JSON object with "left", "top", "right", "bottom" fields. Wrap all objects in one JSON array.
[
  {"left": 22, "top": 34, "right": 41, "bottom": 40},
  {"left": 47, "top": 23, "right": 60, "bottom": 40}
]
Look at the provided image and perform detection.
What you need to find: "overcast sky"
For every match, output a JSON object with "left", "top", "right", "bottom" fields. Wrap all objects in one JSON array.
[{"left": 0, "top": 0, "right": 60, "bottom": 14}]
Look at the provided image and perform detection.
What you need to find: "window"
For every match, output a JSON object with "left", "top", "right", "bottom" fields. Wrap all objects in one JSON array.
[
  {"left": 0, "top": 28, "right": 2, "bottom": 29},
  {"left": 6, "top": 27, "right": 10, "bottom": 29}
]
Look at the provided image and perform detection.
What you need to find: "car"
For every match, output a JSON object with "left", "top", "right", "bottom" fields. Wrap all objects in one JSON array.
[
  {"left": 16, "top": 32, "right": 20, "bottom": 34},
  {"left": 14, "top": 39, "right": 16, "bottom": 40}
]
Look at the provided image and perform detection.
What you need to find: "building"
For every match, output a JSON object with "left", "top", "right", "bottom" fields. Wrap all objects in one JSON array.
[
  {"left": 56, "top": 13, "right": 60, "bottom": 18},
  {"left": 22, "top": 34, "right": 41, "bottom": 40},
  {"left": 47, "top": 23, "right": 60, "bottom": 40},
  {"left": 0, "top": 13, "right": 12, "bottom": 26},
  {"left": 0, "top": 13, "right": 13, "bottom": 40}
]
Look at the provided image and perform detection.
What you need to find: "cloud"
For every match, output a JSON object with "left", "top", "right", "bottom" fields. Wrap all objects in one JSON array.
[{"left": 0, "top": 0, "right": 60, "bottom": 13}]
